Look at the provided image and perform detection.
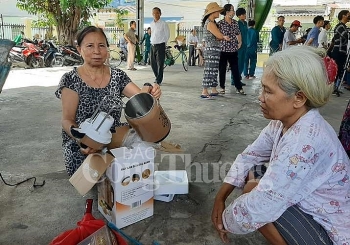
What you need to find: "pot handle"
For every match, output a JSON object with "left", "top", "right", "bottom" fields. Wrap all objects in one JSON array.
[{"left": 140, "top": 82, "right": 153, "bottom": 93}]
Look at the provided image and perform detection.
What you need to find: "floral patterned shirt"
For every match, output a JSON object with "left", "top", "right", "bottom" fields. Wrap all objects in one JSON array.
[
  {"left": 217, "top": 19, "right": 240, "bottom": 52},
  {"left": 223, "top": 109, "right": 350, "bottom": 245}
]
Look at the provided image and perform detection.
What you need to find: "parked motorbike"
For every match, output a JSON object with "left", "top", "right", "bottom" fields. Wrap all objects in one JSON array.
[
  {"left": 9, "top": 45, "right": 27, "bottom": 65},
  {"left": 42, "top": 41, "right": 64, "bottom": 67},
  {"left": 9, "top": 38, "right": 44, "bottom": 68},
  {"left": 60, "top": 45, "right": 83, "bottom": 66}
]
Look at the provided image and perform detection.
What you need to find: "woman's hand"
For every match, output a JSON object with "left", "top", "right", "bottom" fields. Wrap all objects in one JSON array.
[
  {"left": 211, "top": 183, "right": 235, "bottom": 243},
  {"left": 80, "top": 146, "right": 100, "bottom": 155},
  {"left": 223, "top": 36, "right": 230, "bottom": 41},
  {"left": 212, "top": 197, "right": 230, "bottom": 243},
  {"left": 151, "top": 83, "right": 161, "bottom": 99}
]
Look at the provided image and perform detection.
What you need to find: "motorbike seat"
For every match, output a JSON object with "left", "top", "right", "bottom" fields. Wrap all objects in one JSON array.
[{"left": 12, "top": 46, "right": 26, "bottom": 52}]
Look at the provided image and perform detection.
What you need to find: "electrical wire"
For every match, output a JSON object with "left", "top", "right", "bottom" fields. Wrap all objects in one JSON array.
[{"left": 0, "top": 172, "right": 45, "bottom": 188}]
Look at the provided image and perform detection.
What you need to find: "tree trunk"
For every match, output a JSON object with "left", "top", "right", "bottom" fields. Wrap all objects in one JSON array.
[{"left": 56, "top": 8, "right": 81, "bottom": 45}]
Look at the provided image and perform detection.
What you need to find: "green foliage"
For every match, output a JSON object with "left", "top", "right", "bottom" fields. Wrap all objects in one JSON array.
[
  {"left": 114, "top": 8, "right": 129, "bottom": 28},
  {"left": 258, "top": 26, "right": 270, "bottom": 51},
  {"left": 329, "top": 17, "right": 339, "bottom": 30},
  {"left": 16, "top": 0, "right": 112, "bottom": 44},
  {"left": 17, "top": 0, "right": 111, "bottom": 20},
  {"left": 238, "top": 0, "right": 248, "bottom": 9},
  {"left": 79, "top": 20, "right": 93, "bottom": 30},
  {"left": 31, "top": 14, "right": 55, "bottom": 28}
]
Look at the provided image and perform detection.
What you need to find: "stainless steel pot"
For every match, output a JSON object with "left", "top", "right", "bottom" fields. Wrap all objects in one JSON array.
[{"left": 124, "top": 85, "right": 171, "bottom": 143}]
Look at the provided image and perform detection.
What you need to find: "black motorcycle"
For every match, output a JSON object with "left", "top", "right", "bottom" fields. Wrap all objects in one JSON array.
[
  {"left": 42, "top": 41, "right": 64, "bottom": 67},
  {"left": 60, "top": 45, "right": 83, "bottom": 66}
]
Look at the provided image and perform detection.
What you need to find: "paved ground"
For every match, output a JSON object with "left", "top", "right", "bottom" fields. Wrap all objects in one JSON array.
[{"left": 0, "top": 62, "right": 349, "bottom": 245}]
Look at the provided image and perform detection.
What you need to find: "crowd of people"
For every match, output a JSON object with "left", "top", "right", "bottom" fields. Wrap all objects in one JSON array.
[
  {"left": 199, "top": 3, "right": 261, "bottom": 98},
  {"left": 271, "top": 10, "right": 350, "bottom": 94},
  {"left": 54, "top": 3, "right": 350, "bottom": 245},
  {"left": 103, "top": 5, "right": 349, "bottom": 99}
]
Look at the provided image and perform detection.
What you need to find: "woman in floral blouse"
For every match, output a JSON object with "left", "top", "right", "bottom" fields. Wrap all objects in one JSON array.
[{"left": 212, "top": 46, "right": 350, "bottom": 245}]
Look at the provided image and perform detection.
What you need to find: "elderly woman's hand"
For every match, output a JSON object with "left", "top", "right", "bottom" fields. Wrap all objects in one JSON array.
[
  {"left": 80, "top": 145, "right": 100, "bottom": 155},
  {"left": 223, "top": 35, "right": 230, "bottom": 41},
  {"left": 212, "top": 197, "right": 230, "bottom": 243},
  {"left": 151, "top": 83, "right": 161, "bottom": 99}
]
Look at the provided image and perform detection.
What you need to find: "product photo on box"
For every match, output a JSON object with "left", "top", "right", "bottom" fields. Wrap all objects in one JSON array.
[{"left": 98, "top": 142, "right": 155, "bottom": 229}]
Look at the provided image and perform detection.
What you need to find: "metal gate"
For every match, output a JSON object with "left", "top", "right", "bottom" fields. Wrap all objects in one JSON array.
[{"left": 0, "top": 14, "right": 25, "bottom": 40}]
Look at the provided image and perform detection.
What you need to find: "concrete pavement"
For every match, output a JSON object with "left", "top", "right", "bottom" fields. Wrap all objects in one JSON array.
[{"left": 0, "top": 62, "right": 349, "bottom": 245}]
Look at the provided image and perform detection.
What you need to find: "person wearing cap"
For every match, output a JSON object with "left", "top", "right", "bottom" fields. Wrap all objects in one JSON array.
[
  {"left": 318, "top": 20, "right": 331, "bottom": 49},
  {"left": 217, "top": 4, "right": 246, "bottom": 95},
  {"left": 269, "top": 16, "right": 286, "bottom": 55},
  {"left": 212, "top": 45, "right": 349, "bottom": 245},
  {"left": 200, "top": 2, "right": 230, "bottom": 99},
  {"left": 282, "top": 20, "right": 304, "bottom": 50},
  {"left": 305, "top": 16, "right": 324, "bottom": 47}
]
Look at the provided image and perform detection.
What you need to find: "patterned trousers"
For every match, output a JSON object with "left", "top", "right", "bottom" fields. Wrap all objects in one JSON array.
[{"left": 202, "top": 46, "right": 220, "bottom": 88}]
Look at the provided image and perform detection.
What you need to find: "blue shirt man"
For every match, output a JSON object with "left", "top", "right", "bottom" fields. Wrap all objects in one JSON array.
[{"left": 305, "top": 16, "right": 324, "bottom": 47}]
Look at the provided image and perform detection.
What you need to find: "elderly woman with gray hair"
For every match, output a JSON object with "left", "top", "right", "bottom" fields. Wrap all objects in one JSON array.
[{"left": 212, "top": 46, "right": 350, "bottom": 245}]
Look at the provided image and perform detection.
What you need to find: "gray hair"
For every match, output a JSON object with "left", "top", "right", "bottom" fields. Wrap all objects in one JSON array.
[{"left": 265, "top": 46, "right": 333, "bottom": 108}]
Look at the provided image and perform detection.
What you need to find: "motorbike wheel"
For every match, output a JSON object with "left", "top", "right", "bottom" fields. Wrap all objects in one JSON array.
[
  {"left": 109, "top": 50, "right": 122, "bottom": 67},
  {"left": 38, "top": 58, "right": 44, "bottom": 68},
  {"left": 28, "top": 55, "right": 41, "bottom": 68},
  {"left": 63, "top": 55, "right": 75, "bottom": 66},
  {"left": 52, "top": 56, "right": 64, "bottom": 67}
]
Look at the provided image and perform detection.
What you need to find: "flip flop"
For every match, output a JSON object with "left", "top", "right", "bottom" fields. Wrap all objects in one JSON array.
[
  {"left": 219, "top": 89, "right": 225, "bottom": 94},
  {"left": 200, "top": 94, "right": 214, "bottom": 99},
  {"left": 209, "top": 92, "right": 219, "bottom": 96}
]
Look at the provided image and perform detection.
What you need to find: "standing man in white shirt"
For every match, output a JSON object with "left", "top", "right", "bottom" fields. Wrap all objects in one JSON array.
[
  {"left": 188, "top": 29, "right": 199, "bottom": 66},
  {"left": 318, "top": 20, "right": 331, "bottom": 49},
  {"left": 150, "top": 7, "right": 170, "bottom": 85}
]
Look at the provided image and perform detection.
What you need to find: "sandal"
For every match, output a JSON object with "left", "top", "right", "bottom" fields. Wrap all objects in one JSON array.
[
  {"left": 236, "top": 89, "right": 247, "bottom": 95},
  {"left": 219, "top": 89, "right": 225, "bottom": 94},
  {"left": 200, "top": 94, "right": 214, "bottom": 99}
]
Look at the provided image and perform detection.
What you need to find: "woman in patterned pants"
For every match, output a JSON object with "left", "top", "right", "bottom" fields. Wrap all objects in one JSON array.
[{"left": 200, "top": 2, "right": 230, "bottom": 99}]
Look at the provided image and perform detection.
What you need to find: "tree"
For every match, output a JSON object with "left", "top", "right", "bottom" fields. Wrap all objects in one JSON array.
[
  {"left": 16, "top": 0, "right": 112, "bottom": 45},
  {"left": 31, "top": 14, "right": 55, "bottom": 40},
  {"left": 114, "top": 8, "right": 129, "bottom": 28}
]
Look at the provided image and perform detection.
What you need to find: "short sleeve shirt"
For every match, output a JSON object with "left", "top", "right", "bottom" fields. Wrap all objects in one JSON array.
[
  {"left": 306, "top": 26, "right": 320, "bottom": 47},
  {"left": 282, "top": 30, "right": 296, "bottom": 50},
  {"left": 54, "top": 67, "right": 131, "bottom": 175},
  {"left": 218, "top": 19, "right": 241, "bottom": 52}
]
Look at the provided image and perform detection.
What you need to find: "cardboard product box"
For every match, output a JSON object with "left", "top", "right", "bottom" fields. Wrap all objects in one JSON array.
[
  {"left": 98, "top": 143, "right": 155, "bottom": 229},
  {"left": 70, "top": 153, "right": 114, "bottom": 196}
]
